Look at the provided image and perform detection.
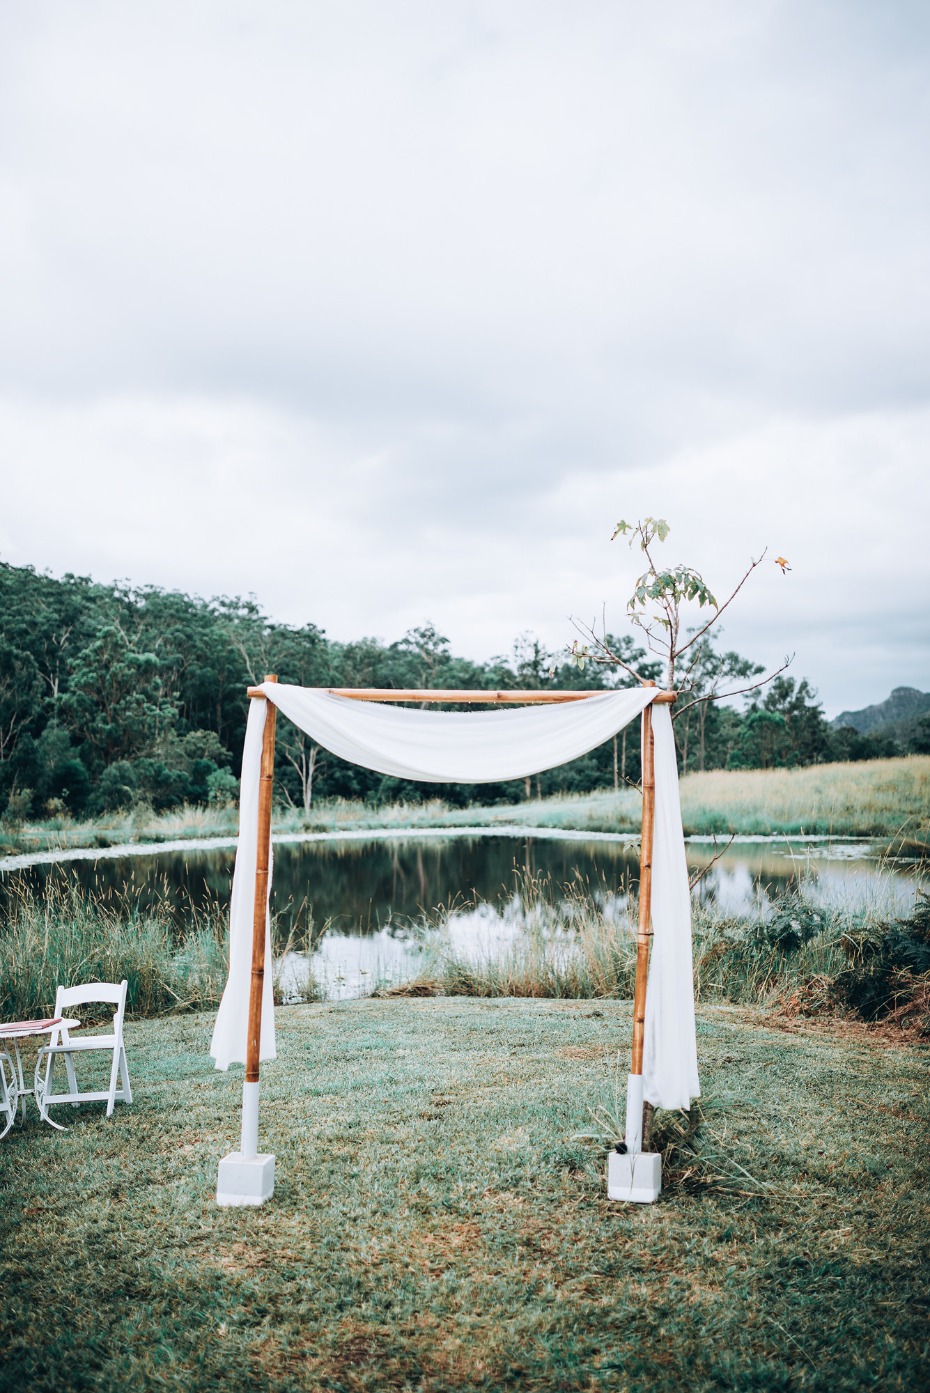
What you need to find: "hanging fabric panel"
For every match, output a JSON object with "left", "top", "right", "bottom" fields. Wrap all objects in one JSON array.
[
  {"left": 642, "top": 704, "right": 701, "bottom": 1108},
  {"left": 212, "top": 698, "right": 277, "bottom": 1069},
  {"left": 265, "top": 685, "right": 656, "bottom": 783},
  {"left": 210, "top": 685, "right": 699, "bottom": 1111}
]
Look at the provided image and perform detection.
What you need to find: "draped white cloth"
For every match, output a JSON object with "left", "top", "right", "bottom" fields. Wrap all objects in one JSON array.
[{"left": 210, "top": 685, "right": 699, "bottom": 1110}]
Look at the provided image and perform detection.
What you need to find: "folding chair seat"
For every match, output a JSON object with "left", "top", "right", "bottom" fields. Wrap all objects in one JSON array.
[{"left": 34, "top": 980, "right": 132, "bottom": 1127}]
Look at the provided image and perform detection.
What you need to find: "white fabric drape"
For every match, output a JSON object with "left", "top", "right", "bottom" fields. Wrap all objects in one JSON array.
[
  {"left": 643, "top": 704, "right": 700, "bottom": 1108},
  {"left": 210, "top": 685, "right": 700, "bottom": 1110},
  {"left": 211, "top": 698, "right": 277, "bottom": 1071},
  {"left": 266, "top": 685, "right": 656, "bottom": 785}
]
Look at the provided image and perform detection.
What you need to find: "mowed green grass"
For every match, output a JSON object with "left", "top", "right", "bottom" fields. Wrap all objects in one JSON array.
[{"left": 1, "top": 1000, "right": 928, "bottom": 1393}]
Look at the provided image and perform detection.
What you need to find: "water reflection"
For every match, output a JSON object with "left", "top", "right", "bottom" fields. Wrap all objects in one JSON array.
[{"left": 1, "top": 830, "right": 924, "bottom": 1000}]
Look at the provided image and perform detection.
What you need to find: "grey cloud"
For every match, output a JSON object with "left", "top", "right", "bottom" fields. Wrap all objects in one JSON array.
[
  {"left": 3, "top": 0, "right": 929, "bottom": 426},
  {"left": 1, "top": 0, "right": 928, "bottom": 711}
]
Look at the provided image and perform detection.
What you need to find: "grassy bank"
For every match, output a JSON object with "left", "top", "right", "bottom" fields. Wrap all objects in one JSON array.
[
  {"left": 446, "top": 755, "right": 930, "bottom": 841},
  {"left": 0, "top": 881, "right": 320, "bottom": 1023},
  {"left": 1, "top": 999, "right": 928, "bottom": 1392},
  {"left": 391, "top": 879, "right": 930, "bottom": 1037},
  {"left": 2, "top": 757, "right": 928, "bottom": 860},
  {"left": 0, "top": 880, "right": 231, "bottom": 1021},
  {"left": 3, "top": 873, "right": 928, "bottom": 1039}
]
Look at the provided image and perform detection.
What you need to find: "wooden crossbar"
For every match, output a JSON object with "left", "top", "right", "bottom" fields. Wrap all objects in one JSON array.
[{"left": 246, "top": 685, "right": 677, "bottom": 703}]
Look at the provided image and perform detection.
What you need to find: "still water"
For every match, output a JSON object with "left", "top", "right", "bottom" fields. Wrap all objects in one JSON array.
[{"left": 1, "top": 827, "right": 923, "bottom": 998}]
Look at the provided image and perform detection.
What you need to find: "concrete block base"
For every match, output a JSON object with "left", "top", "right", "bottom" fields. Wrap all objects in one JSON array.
[
  {"left": 607, "top": 1149, "right": 662, "bottom": 1203},
  {"left": 216, "top": 1151, "right": 275, "bottom": 1207}
]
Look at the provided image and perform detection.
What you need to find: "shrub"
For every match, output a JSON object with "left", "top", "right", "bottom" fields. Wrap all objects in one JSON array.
[
  {"left": 833, "top": 892, "right": 930, "bottom": 1022},
  {"left": 753, "top": 894, "right": 828, "bottom": 953},
  {"left": 3, "top": 786, "right": 34, "bottom": 825},
  {"left": 206, "top": 767, "right": 239, "bottom": 806}
]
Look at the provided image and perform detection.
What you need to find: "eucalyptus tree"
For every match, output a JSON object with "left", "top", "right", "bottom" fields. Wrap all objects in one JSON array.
[{"left": 570, "top": 517, "right": 791, "bottom": 753}]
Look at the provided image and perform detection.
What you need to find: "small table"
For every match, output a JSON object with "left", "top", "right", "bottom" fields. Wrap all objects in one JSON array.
[{"left": 0, "top": 1018, "right": 81, "bottom": 1136}]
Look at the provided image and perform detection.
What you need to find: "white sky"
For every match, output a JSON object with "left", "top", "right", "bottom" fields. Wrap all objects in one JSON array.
[{"left": 1, "top": 0, "right": 928, "bottom": 715}]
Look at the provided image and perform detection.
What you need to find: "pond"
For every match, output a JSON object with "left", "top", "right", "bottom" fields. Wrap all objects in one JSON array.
[{"left": 1, "top": 828, "right": 924, "bottom": 999}]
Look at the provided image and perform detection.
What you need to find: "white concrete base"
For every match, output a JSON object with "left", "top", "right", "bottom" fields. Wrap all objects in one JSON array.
[
  {"left": 216, "top": 1151, "right": 276, "bottom": 1207},
  {"left": 607, "top": 1149, "right": 662, "bottom": 1203}
]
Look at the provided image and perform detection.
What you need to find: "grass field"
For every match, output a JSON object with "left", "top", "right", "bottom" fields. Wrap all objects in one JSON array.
[
  {"left": 2, "top": 757, "right": 927, "bottom": 860},
  {"left": 442, "top": 757, "right": 930, "bottom": 840},
  {"left": 1, "top": 999, "right": 928, "bottom": 1392}
]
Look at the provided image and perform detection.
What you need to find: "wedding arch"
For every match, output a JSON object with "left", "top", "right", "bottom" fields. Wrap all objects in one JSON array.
[{"left": 211, "top": 679, "right": 699, "bottom": 1206}]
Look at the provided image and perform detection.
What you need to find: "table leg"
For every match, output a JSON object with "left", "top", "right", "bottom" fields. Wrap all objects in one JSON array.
[
  {"left": 13, "top": 1041, "right": 27, "bottom": 1121},
  {"left": 33, "top": 1048, "right": 67, "bottom": 1131}
]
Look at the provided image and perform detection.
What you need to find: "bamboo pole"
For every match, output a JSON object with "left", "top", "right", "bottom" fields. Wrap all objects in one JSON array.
[
  {"left": 246, "top": 686, "right": 678, "bottom": 704},
  {"left": 631, "top": 686, "right": 656, "bottom": 1078},
  {"left": 245, "top": 674, "right": 278, "bottom": 1088}
]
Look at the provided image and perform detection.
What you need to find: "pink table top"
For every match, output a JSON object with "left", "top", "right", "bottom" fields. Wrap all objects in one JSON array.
[{"left": 0, "top": 1017, "right": 80, "bottom": 1040}]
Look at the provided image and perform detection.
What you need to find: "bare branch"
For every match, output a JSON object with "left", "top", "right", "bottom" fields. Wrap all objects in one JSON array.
[
  {"left": 675, "top": 549, "right": 768, "bottom": 661},
  {"left": 568, "top": 615, "right": 646, "bottom": 685},
  {"left": 673, "top": 654, "right": 794, "bottom": 719},
  {"left": 228, "top": 630, "right": 263, "bottom": 685},
  {"left": 689, "top": 834, "right": 737, "bottom": 891},
  {"left": 678, "top": 644, "right": 706, "bottom": 691}
]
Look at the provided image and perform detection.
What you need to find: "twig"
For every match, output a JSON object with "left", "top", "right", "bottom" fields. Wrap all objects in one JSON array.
[
  {"left": 674, "top": 550, "right": 768, "bottom": 661},
  {"left": 568, "top": 616, "right": 645, "bottom": 685},
  {"left": 673, "top": 655, "right": 794, "bottom": 719},
  {"left": 688, "top": 834, "right": 737, "bottom": 891},
  {"left": 678, "top": 645, "right": 707, "bottom": 690}
]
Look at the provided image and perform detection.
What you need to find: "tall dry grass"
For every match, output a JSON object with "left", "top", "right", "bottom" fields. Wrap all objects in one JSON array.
[
  {"left": 0, "top": 879, "right": 324, "bottom": 1021},
  {"left": 464, "top": 757, "right": 930, "bottom": 839},
  {"left": 0, "top": 880, "right": 229, "bottom": 1020},
  {"left": 678, "top": 757, "right": 930, "bottom": 838},
  {"left": 405, "top": 868, "right": 910, "bottom": 1014}
]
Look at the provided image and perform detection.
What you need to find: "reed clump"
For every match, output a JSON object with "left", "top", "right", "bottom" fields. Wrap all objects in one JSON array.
[
  {"left": 410, "top": 871, "right": 930, "bottom": 1033},
  {"left": 0, "top": 878, "right": 324, "bottom": 1020},
  {"left": 0, "top": 879, "right": 230, "bottom": 1020}
]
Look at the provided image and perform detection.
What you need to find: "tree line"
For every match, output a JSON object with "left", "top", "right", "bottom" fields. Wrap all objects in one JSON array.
[{"left": 0, "top": 561, "right": 916, "bottom": 822}]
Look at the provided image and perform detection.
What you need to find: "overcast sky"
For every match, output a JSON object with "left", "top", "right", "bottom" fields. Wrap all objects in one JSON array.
[{"left": 1, "top": 1, "right": 928, "bottom": 715}]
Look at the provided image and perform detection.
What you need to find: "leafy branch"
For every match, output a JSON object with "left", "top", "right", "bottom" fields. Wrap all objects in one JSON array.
[{"left": 570, "top": 518, "right": 792, "bottom": 714}]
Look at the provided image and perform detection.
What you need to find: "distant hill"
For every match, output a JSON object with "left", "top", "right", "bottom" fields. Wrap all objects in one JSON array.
[{"left": 832, "top": 686, "right": 930, "bottom": 735}]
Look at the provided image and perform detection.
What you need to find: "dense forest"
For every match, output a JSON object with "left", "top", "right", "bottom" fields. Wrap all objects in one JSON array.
[{"left": 0, "top": 562, "right": 923, "bottom": 822}]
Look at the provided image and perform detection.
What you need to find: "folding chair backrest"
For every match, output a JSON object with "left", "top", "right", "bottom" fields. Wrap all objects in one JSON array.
[{"left": 53, "top": 980, "right": 128, "bottom": 1039}]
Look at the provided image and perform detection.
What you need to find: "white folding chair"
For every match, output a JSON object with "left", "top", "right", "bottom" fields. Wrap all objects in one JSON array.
[
  {"left": 0, "top": 1048, "right": 18, "bottom": 1139},
  {"left": 34, "top": 980, "right": 132, "bottom": 1127}
]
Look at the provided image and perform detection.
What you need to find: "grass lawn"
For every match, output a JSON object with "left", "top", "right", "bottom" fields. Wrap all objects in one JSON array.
[{"left": 1, "top": 1000, "right": 928, "bottom": 1392}]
